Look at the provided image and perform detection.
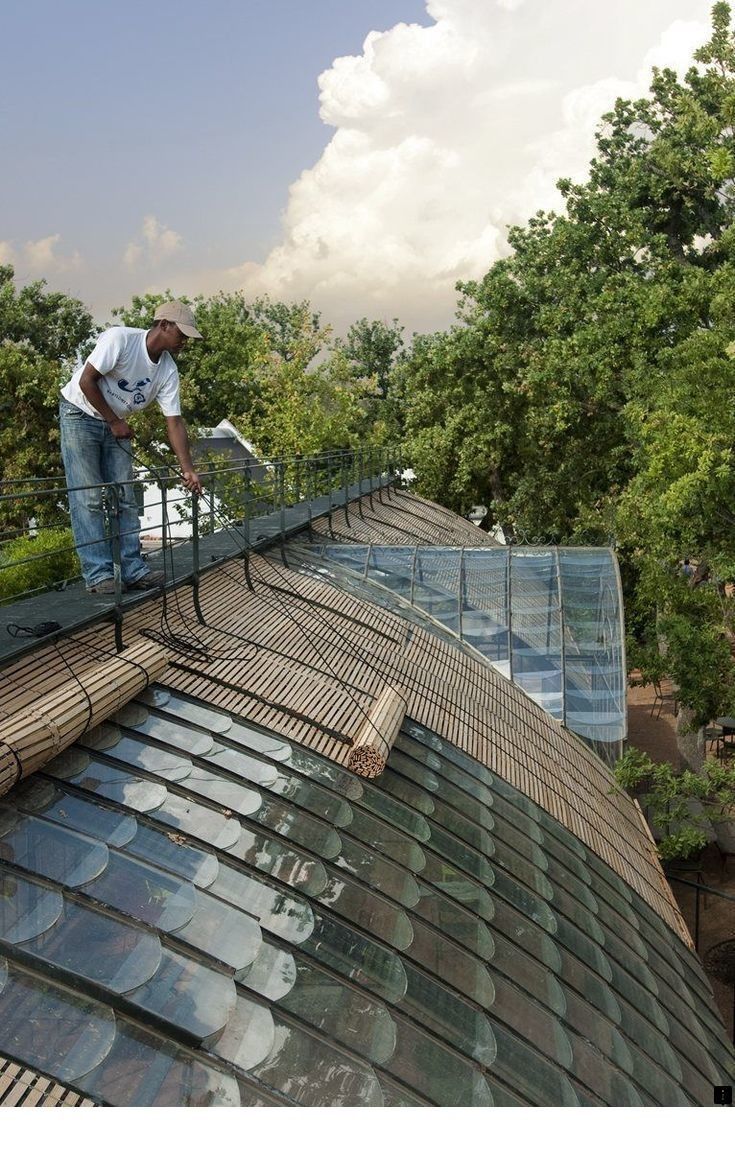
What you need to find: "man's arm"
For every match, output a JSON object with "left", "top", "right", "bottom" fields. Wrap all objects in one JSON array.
[
  {"left": 79, "top": 363, "right": 133, "bottom": 439},
  {"left": 165, "top": 415, "right": 203, "bottom": 494}
]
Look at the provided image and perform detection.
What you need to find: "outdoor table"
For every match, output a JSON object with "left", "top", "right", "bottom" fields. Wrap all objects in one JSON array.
[{"left": 715, "top": 717, "right": 735, "bottom": 757}]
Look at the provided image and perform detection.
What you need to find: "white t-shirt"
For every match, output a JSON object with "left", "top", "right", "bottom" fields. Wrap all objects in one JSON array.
[{"left": 61, "top": 327, "right": 182, "bottom": 419}]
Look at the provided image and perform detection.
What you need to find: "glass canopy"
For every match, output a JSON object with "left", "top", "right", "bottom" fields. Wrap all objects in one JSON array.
[{"left": 294, "top": 545, "right": 626, "bottom": 764}]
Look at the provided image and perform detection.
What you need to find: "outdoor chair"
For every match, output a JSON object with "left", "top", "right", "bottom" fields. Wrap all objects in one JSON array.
[{"left": 705, "top": 723, "right": 724, "bottom": 758}]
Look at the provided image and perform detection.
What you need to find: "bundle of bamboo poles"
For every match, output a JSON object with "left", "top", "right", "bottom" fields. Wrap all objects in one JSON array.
[
  {"left": 0, "top": 638, "right": 169, "bottom": 798},
  {"left": 346, "top": 685, "right": 408, "bottom": 778}
]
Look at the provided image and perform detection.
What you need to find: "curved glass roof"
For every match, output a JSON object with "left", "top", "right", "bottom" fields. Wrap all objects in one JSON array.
[
  {"left": 293, "top": 545, "right": 627, "bottom": 763},
  {"left": 0, "top": 686, "right": 730, "bottom": 1106}
]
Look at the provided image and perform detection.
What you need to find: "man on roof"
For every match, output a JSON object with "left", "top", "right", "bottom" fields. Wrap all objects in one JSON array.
[{"left": 59, "top": 299, "right": 204, "bottom": 595}]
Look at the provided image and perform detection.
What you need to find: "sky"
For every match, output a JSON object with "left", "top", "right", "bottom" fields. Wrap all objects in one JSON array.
[{"left": 0, "top": 0, "right": 717, "bottom": 335}]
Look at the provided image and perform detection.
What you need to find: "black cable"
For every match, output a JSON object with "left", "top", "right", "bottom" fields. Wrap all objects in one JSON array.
[
  {"left": 114, "top": 442, "right": 385, "bottom": 730},
  {"left": 150, "top": 449, "right": 448, "bottom": 731},
  {"left": 21, "top": 436, "right": 464, "bottom": 741},
  {"left": 7, "top": 621, "right": 62, "bottom": 638},
  {"left": 110, "top": 441, "right": 508, "bottom": 763}
]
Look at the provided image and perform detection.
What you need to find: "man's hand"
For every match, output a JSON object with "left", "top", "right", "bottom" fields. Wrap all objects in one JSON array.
[
  {"left": 109, "top": 416, "right": 134, "bottom": 440},
  {"left": 165, "top": 415, "right": 202, "bottom": 495},
  {"left": 181, "top": 469, "right": 203, "bottom": 496}
]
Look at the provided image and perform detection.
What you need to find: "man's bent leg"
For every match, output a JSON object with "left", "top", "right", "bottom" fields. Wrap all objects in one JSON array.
[{"left": 59, "top": 402, "right": 115, "bottom": 589}]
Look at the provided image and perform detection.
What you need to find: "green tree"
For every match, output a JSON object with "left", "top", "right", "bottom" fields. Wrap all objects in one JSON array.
[
  {"left": 337, "top": 317, "right": 405, "bottom": 398},
  {"left": 0, "top": 267, "right": 95, "bottom": 531},
  {"left": 237, "top": 316, "right": 373, "bottom": 459},
  {"left": 398, "top": 3, "right": 735, "bottom": 721},
  {"left": 249, "top": 297, "right": 322, "bottom": 363}
]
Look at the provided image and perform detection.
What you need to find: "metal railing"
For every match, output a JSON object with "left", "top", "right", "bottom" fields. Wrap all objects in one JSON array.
[
  {"left": 0, "top": 446, "right": 403, "bottom": 609},
  {"left": 665, "top": 872, "right": 735, "bottom": 1045}
]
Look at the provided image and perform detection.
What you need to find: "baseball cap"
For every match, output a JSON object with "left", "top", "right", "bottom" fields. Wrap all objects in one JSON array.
[{"left": 153, "top": 300, "right": 203, "bottom": 339}]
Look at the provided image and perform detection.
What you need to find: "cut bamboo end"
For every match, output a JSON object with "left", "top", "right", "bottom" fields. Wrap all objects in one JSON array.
[
  {"left": 0, "top": 639, "right": 169, "bottom": 798},
  {"left": 346, "top": 686, "right": 407, "bottom": 779}
]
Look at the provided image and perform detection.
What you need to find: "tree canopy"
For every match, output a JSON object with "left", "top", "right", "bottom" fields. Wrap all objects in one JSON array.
[{"left": 396, "top": 2, "right": 735, "bottom": 720}]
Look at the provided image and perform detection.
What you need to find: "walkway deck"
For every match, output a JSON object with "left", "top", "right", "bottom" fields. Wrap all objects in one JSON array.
[{"left": 0, "top": 475, "right": 390, "bottom": 667}]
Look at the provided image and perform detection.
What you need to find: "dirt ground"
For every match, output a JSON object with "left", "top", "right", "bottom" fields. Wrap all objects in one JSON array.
[{"left": 626, "top": 679, "right": 735, "bottom": 1044}]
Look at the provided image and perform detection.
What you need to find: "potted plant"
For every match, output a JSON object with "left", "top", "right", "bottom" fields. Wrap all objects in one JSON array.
[{"left": 613, "top": 747, "right": 735, "bottom": 861}]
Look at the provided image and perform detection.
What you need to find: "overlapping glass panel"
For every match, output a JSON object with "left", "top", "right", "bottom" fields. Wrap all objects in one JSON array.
[{"left": 0, "top": 686, "right": 732, "bottom": 1108}]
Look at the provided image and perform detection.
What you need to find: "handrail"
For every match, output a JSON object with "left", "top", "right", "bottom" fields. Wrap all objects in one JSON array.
[
  {"left": 0, "top": 446, "right": 402, "bottom": 611},
  {"left": 664, "top": 871, "right": 735, "bottom": 955}
]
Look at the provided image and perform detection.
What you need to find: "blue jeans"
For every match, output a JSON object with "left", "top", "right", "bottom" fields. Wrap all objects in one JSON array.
[{"left": 59, "top": 400, "right": 150, "bottom": 589}]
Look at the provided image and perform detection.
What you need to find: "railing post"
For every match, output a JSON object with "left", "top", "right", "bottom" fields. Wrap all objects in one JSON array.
[
  {"left": 694, "top": 887, "right": 701, "bottom": 952},
  {"left": 377, "top": 447, "right": 386, "bottom": 504},
  {"left": 190, "top": 491, "right": 205, "bottom": 625},
  {"left": 367, "top": 445, "right": 375, "bottom": 512},
  {"left": 208, "top": 459, "right": 216, "bottom": 537},
  {"left": 357, "top": 448, "right": 364, "bottom": 518},
  {"left": 326, "top": 453, "right": 335, "bottom": 537},
  {"left": 103, "top": 483, "right": 124, "bottom": 650},
  {"left": 307, "top": 458, "right": 314, "bottom": 540},
  {"left": 342, "top": 452, "right": 351, "bottom": 528},
  {"left": 160, "top": 474, "right": 168, "bottom": 560},
  {"left": 507, "top": 546, "right": 513, "bottom": 682},
  {"left": 243, "top": 463, "right": 251, "bottom": 553},
  {"left": 277, "top": 460, "right": 286, "bottom": 553}
]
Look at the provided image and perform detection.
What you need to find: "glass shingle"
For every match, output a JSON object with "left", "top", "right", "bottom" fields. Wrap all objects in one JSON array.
[
  {"left": 48, "top": 756, "right": 168, "bottom": 813},
  {"left": 277, "top": 959, "right": 398, "bottom": 1064},
  {"left": 237, "top": 1017, "right": 385, "bottom": 1106},
  {"left": 303, "top": 912, "right": 408, "bottom": 1004},
  {"left": 83, "top": 849, "right": 197, "bottom": 932},
  {"left": 206, "top": 862, "right": 315, "bottom": 944},
  {"left": 0, "top": 963, "right": 116, "bottom": 1083},
  {"left": 401, "top": 961, "right": 497, "bottom": 1067},
  {"left": 384, "top": 1017, "right": 495, "bottom": 1106},
  {"left": 125, "top": 947, "right": 237, "bottom": 1041},
  {"left": 20, "top": 899, "right": 162, "bottom": 994},
  {"left": 76, "top": 1017, "right": 241, "bottom": 1106},
  {"left": 16, "top": 778, "right": 137, "bottom": 848},
  {"left": 0, "top": 811, "right": 109, "bottom": 888},
  {"left": 225, "top": 826, "right": 330, "bottom": 898},
  {"left": 315, "top": 870, "right": 415, "bottom": 951},
  {"left": 0, "top": 677, "right": 733, "bottom": 1108},
  {"left": 406, "top": 918, "right": 495, "bottom": 1008},
  {"left": 412, "top": 883, "right": 495, "bottom": 960},
  {"left": 0, "top": 869, "right": 63, "bottom": 944},
  {"left": 335, "top": 835, "right": 421, "bottom": 908}
]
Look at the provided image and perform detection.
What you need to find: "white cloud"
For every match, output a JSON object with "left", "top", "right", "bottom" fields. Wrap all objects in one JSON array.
[
  {"left": 123, "top": 215, "right": 183, "bottom": 268},
  {"left": 22, "top": 235, "right": 82, "bottom": 274},
  {"left": 224, "top": 0, "right": 712, "bottom": 333},
  {"left": 0, "top": 241, "right": 16, "bottom": 264}
]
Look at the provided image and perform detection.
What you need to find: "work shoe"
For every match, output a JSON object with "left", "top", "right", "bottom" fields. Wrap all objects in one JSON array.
[
  {"left": 127, "top": 572, "right": 166, "bottom": 591},
  {"left": 88, "top": 579, "right": 120, "bottom": 595}
]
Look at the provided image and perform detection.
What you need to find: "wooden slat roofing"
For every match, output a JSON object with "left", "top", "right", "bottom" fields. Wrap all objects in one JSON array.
[
  {"left": 0, "top": 1059, "right": 96, "bottom": 1108},
  {"left": 0, "top": 529, "right": 688, "bottom": 945},
  {"left": 309, "top": 488, "right": 495, "bottom": 546}
]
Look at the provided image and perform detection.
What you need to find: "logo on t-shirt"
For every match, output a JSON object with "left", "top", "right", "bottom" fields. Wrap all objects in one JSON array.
[{"left": 117, "top": 377, "right": 151, "bottom": 405}]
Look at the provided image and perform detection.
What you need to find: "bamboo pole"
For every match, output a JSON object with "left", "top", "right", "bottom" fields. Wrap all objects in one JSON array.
[
  {"left": 0, "top": 638, "right": 169, "bottom": 798},
  {"left": 346, "top": 685, "right": 407, "bottom": 778}
]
